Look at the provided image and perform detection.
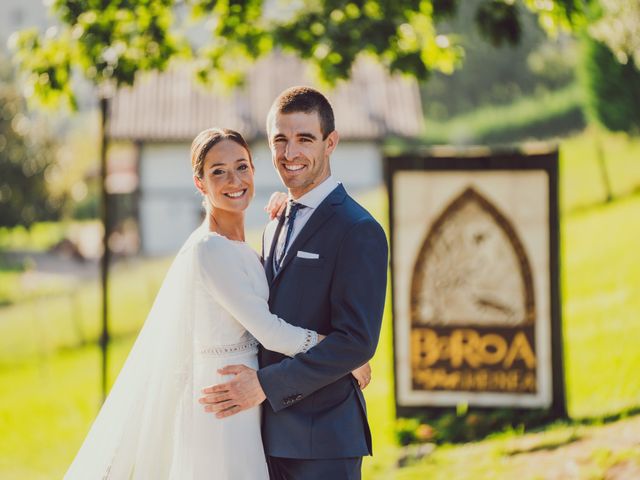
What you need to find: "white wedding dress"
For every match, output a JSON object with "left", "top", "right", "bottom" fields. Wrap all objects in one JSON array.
[{"left": 65, "top": 223, "right": 317, "bottom": 479}]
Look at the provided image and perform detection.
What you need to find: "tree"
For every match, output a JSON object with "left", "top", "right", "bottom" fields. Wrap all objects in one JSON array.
[
  {"left": 581, "top": 38, "right": 640, "bottom": 136},
  {"left": 10, "top": 0, "right": 585, "bottom": 108},
  {"left": 0, "top": 60, "right": 59, "bottom": 229},
  {"left": 579, "top": 1, "right": 640, "bottom": 202}
]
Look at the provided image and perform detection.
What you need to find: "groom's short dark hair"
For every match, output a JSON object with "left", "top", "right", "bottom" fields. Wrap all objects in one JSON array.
[{"left": 267, "top": 86, "right": 335, "bottom": 139}]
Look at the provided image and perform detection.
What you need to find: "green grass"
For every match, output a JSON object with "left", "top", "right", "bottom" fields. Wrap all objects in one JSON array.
[
  {"left": 422, "top": 83, "right": 585, "bottom": 145},
  {"left": 559, "top": 127, "right": 640, "bottom": 211},
  {"left": 0, "top": 271, "right": 25, "bottom": 307},
  {"left": 562, "top": 193, "right": 640, "bottom": 418},
  {"left": 0, "top": 338, "right": 134, "bottom": 480},
  {"left": 0, "top": 220, "right": 102, "bottom": 306},
  {"left": 0, "top": 266, "right": 77, "bottom": 307},
  {"left": 1, "top": 131, "right": 640, "bottom": 478},
  {"left": 0, "top": 257, "right": 170, "bottom": 365},
  {"left": 0, "top": 221, "right": 76, "bottom": 252}
]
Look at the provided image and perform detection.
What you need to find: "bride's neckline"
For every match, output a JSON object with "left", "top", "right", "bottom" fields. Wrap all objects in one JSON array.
[{"left": 207, "top": 230, "right": 246, "bottom": 244}]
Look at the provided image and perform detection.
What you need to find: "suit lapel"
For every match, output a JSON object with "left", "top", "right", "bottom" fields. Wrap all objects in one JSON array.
[
  {"left": 264, "top": 214, "right": 285, "bottom": 285},
  {"left": 273, "top": 184, "right": 347, "bottom": 282}
]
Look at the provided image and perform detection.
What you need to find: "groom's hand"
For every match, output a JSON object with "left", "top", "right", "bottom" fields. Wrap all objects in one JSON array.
[{"left": 199, "top": 364, "right": 266, "bottom": 419}]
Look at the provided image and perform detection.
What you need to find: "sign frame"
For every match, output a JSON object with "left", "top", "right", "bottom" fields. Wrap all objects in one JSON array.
[{"left": 384, "top": 146, "right": 566, "bottom": 418}]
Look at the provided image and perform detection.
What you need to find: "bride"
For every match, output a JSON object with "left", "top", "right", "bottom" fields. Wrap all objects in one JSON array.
[{"left": 65, "top": 128, "right": 369, "bottom": 479}]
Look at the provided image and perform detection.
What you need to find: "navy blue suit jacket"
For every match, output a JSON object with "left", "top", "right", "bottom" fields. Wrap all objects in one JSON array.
[{"left": 257, "top": 184, "right": 388, "bottom": 459}]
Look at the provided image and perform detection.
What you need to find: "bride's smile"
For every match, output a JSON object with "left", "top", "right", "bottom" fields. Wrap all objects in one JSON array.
[{"left": 224, "top": 189, "right": 248, "bottom": 198}]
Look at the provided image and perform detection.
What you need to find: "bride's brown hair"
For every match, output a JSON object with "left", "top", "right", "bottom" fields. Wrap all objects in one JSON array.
[{"left": 191, "top": 128, "right": 253, "bottom": 179}]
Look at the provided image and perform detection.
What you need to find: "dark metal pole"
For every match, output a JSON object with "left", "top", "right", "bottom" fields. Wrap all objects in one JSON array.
[
  {"left": 99, "top": 96, "right": 111, "bottom": 401},
  {"left": 596, "top": 136, "right": 613, "bottom": 203}
]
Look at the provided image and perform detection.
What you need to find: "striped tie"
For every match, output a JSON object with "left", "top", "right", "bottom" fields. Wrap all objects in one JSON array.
[{"left": 276, "top": 201, "right": 304, "bottom": 272}]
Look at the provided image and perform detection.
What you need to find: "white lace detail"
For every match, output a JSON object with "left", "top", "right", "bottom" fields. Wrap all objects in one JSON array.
[
  {"left": 299, "top": 329, "right": 318, "bottom": 353},
  {"left": 198, "top": 338, "right": 259, "bottom": 357}
]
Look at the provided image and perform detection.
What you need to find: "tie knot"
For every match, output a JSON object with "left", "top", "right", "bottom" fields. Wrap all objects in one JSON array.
[{"left": 286, "top": 201, "right": 303, "bottom": 218}]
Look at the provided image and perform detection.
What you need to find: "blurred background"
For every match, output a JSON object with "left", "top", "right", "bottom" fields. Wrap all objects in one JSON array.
[{"left": 0, "top": 0, "right": 639, "bottom": 478}]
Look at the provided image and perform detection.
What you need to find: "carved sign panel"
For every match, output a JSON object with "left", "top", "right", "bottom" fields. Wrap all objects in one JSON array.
[
  {"left": 388, "top": 155, "right": 562, "bottom": 411},
  {"left": 411, "top": 186, "right": 537, "bottom": 395}
]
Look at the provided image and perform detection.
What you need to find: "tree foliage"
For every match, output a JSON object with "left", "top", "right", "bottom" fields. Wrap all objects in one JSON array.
[
  {"left": 10, "top": 0, "right": 585, "bottom": 108},
  {"left": 12, "top": 0, "right": 186, "bottom": 108},
  {"left": 580, "top": 36, "right": 640, "bottom": 135},
  {"left": 0, "top": 62, "right": 60, "bottom": 228},
  {"left": 421, "top": 0, "right": 578, "bottom": 119},
  {"left": 579, "top": 0, "right": 640, "bottom": 135},
  {"left": 589, "top": 0, "right": 640, "bottom": 67}
]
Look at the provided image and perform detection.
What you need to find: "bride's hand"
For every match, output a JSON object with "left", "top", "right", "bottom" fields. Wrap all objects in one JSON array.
[
  {"left": 314, "top": 336, "right": 370, "bottom": 389},
  {"left": 264, "top": 191, "right": 288, "bottom": 220},
  {"left": 351, "top": 362, "right": 372, "bottom": 390}
]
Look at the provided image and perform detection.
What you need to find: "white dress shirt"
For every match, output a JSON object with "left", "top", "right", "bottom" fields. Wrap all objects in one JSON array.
[{"left": 273, "top": 175, "right": 340, "bottom": 269}]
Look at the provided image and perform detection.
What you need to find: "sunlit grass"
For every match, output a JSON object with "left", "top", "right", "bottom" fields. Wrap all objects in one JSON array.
[
  {"left": 0, "top": 256, "right": 170, "bottom": 365},
  {"left": 423, "top": 83, "right": 584, "bottom": 146},
  {"left": 0, "top": 221, "right": 82, "bottom": 252},
  {"left": 562, "top": 193, "right": 640, "bottom": 418},
  {"left": 0, "top": 338, "right": 133, "bottom": 480},
  {"left": 560, "top": 127, "right": 640, "bottom": 211}
]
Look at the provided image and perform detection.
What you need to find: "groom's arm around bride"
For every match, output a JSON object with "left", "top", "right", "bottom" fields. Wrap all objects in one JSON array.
[{"left": 259, "top": 212, "right": 387, "bottom": 409}]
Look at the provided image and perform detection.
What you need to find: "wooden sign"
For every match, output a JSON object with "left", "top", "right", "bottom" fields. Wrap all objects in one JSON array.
[{"left": 385, "top": 147, "right": 565, "bottom": 415}]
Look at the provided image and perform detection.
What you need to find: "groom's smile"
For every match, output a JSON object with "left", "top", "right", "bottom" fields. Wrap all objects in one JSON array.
[{"left": 282, "top": 163, "right": 306, "bottom": 173}]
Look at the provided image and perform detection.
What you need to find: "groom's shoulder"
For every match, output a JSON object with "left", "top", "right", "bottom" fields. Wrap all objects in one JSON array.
[{"left": 338, "top": 192, "right": 381, "bottom": 229}]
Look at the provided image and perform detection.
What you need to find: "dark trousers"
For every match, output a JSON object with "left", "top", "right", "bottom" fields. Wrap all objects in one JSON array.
[{"left": 267, "top": 456, "right": 362, "bottom": 480}]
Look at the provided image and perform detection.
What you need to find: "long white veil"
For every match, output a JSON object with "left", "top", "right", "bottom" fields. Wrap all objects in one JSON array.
[{"left": 65, "top": 224, "right": 209, "bottom": 479}]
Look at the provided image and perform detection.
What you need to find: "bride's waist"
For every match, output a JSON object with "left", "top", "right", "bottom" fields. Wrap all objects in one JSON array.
[{"left": 195, "top": 338, "right": 259, "bottom": 358}]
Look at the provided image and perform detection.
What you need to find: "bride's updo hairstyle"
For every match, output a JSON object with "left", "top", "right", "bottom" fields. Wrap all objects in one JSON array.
[{"left": 191, "top": 127, "right": 253, "bottom": 180}]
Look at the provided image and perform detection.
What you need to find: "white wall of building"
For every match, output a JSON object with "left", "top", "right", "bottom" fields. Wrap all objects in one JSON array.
[{"left": 138, "top": 143, "right": 202, "bottom": 255}]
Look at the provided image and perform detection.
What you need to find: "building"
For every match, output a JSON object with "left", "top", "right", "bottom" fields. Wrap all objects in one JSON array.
[{"left": 108, "top": 54, "right": 424, "bottom": 255}]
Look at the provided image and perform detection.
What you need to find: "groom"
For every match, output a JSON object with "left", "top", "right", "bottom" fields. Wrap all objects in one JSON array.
[{"left": 201, "top": 86, "right": 388, "bottom": 479}]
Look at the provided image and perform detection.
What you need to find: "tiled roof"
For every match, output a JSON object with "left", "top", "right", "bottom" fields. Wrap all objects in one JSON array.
[{"left": 108, "top": 53, "right": 424, "bottom": 141}]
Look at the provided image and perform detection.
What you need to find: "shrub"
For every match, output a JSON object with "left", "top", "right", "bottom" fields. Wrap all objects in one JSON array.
[{"left": 396, "top": 408, "right": 557, "bottom": 445}]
